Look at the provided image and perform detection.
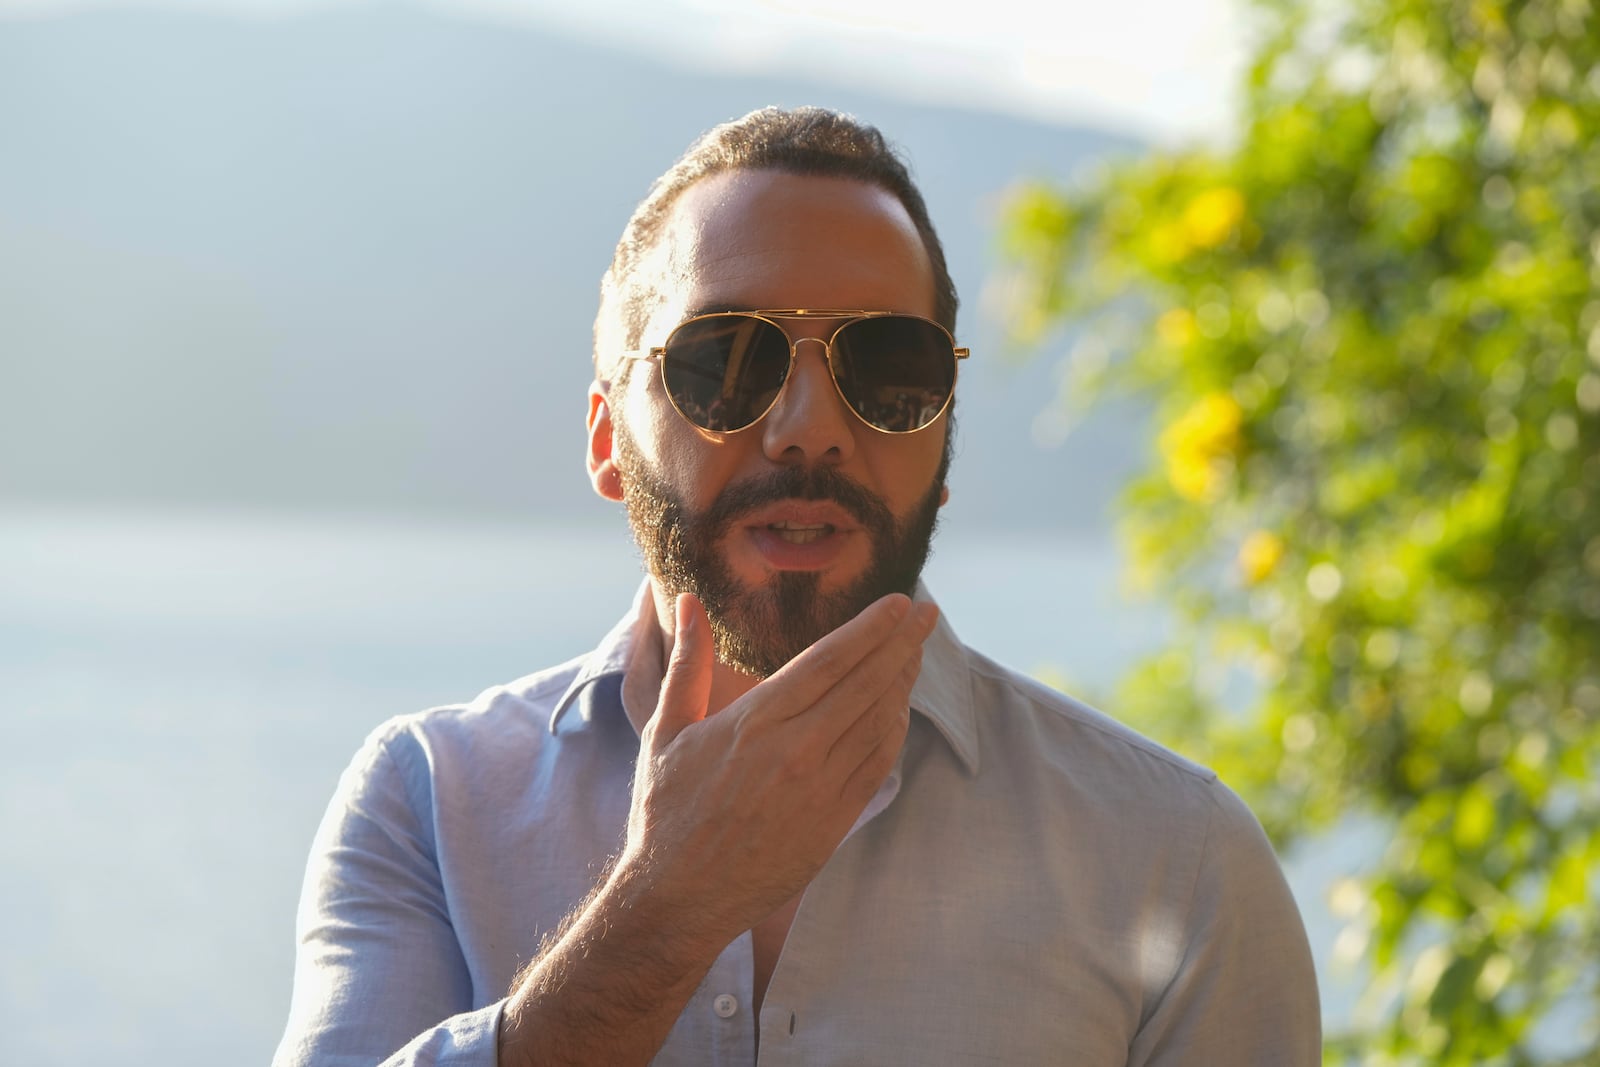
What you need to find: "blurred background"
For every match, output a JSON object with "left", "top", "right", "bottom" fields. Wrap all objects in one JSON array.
[{"left": 3, "top": 1, "right": 1594, "bottom": 1064}]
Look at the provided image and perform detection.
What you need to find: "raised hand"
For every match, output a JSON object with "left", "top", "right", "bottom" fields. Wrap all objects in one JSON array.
[
  {"left": 621, "top": 590, "right": 939, "bottom": 953},
  {"left": 499, "top": 591, "right": 937, "bottom": 1067}
]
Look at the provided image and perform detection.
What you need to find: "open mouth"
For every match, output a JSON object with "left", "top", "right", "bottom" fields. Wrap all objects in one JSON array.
[
  {"left": 738, "top": 501, "right": 862, "bottom": 572},
  {"left": 767, "top": 520, "right": 835, "bottom": 545}
]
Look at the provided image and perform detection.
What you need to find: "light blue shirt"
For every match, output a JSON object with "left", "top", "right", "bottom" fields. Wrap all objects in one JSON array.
[{"left": 274, "top": 582, "right": 1320, "bottom": 1066}]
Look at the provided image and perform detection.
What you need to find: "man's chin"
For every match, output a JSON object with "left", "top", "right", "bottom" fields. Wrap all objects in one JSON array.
[
  {"left": 703, "top": 561, "right": 924, "bottom": 680},
  {"left": 703, "top": 570, "right": 828, "bottom": 679}
]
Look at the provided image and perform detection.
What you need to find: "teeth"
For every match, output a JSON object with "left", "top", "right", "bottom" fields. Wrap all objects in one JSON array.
[{"left": 769, "top": 521, "right": 832, "bottom": 545}]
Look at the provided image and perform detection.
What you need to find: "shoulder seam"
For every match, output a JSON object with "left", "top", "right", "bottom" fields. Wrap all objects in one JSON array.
[
  {"left": 399, "top": 654, "right": 591, "bottom": 724},
  {"left": 965, "top": 654, "right": 1219, "bottom": 785}
]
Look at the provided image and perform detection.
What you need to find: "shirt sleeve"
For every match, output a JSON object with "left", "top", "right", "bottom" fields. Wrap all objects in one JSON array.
[
  {"left": 272, "top": 723, "right": 504, "bottom": 1067},
  {"left": 1127, "top": 782, "right": 1322, "bottom": 1066}
]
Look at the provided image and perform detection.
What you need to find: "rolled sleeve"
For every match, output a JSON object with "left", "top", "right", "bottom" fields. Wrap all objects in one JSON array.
[{"left": 375, "top": 1001, "right": 505, "bottom": 1067}]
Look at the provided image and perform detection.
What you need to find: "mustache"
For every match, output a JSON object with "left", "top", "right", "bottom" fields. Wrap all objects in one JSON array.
[{"left": 700, "top": 464, "right": 893, "bottom": 534}]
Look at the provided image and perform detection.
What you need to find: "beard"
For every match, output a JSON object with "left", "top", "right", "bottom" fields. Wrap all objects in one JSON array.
[{"left": 613, "top": 423, "right": 948, "bottom": 678}]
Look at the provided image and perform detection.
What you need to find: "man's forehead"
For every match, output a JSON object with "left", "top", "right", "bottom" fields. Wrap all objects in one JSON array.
[
  {"left": 664, "top": 170, "right": 916, "bottom": 250},
  {"left": 642, "top": 169, "right": 936, "bottom": 332}
]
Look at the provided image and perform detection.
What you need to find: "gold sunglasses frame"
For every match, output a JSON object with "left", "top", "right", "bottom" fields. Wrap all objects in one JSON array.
[{"left": 616, "top": 308, "right": 970, "bottom": 435}]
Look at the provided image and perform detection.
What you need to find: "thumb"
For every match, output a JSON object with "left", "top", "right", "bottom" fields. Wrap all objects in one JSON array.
[{"left": 650, "top": 592, "right": 713, "bottom": 748}]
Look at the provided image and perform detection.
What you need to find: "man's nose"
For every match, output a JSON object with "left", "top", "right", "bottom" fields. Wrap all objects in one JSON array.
[{"left": 760, "top": 336, "right": 856, "bottom": 466}]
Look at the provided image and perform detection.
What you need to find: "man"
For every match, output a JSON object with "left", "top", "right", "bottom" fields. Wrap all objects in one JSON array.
[{"left": 275, "top": 107, "right": 1320, "bottom": 1066}]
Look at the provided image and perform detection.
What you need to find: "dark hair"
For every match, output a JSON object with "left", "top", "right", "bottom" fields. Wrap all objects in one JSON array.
[{"left": 594, "top": 106, "right": 959, "bottom": 376}]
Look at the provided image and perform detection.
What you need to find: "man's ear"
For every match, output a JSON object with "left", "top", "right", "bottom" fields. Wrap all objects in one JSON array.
[{"left": 587, "top": 382, "right": 624, "bottom": 502}]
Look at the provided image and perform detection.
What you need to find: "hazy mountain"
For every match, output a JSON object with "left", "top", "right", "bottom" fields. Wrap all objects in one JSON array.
[{"left": 0, "top": 5, "right": 1149, "bottom": 535}]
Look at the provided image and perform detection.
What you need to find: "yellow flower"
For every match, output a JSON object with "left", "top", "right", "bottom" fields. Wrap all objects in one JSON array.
[
  {"left": 1148, "top": 221, "right": 1192, "bottom": 265},
  {"left": 1156, "top": 308, "right": 1198, "bottom": 348},
  {"left": 1183, "top": 186, "right": 1246, "bottom": 249},
  {"left": 1238, "top": 530, "right": 1286, "bottom": 585},
  {"left": 1159, "top": 391, "right": 1243, "bottom": 502}
]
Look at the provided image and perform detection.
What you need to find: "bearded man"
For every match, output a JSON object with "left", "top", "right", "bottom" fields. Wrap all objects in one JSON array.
[{"left": 274, "top": 107, "right": 1320, "bottom": 1067}]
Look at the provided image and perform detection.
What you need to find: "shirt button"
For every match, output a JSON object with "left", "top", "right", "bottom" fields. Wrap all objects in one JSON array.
[{"left": 713, "top": 993, "right": 738, "bottom": 1018}]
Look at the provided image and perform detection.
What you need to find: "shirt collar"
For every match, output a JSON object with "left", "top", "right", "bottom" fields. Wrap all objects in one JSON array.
[
  {"left": 546, "top": 580, "right": 655, "bottom": 732},
  {"left": 548, "top": 578, "right": 980, "bottom": 775},
  {"left": 907, "top": 584, "right": 981, "bottom": 774}
]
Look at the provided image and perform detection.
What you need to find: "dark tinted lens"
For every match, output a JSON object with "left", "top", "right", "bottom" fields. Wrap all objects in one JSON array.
[
  {"left": 660, "top": 316, "right": 792, "bottom": 431},
  {"left": 830, "top": 316, "right": 956, "bottom": 432}
]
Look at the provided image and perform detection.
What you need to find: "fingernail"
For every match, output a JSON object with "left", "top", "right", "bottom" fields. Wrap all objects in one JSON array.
[{"left": 676, "top": 593, "right": 695, "bottom": 635}]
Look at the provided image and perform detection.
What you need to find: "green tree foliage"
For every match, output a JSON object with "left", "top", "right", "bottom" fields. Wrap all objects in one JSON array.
[{"left": 997, "top": 1, "right": 1599, "bottom": 1061}]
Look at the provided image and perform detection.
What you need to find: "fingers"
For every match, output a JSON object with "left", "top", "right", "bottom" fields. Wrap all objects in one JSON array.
[
  {"left": 743, "top": 599, "right": 933, "bottom": 808},
  {"left": 838, "top": 694, "right": 912, "bottom": 809},
  {"left": 763, "top": 594, "right": 929, "bottom": 719},
  {"left": 648, "top": 593, "right": 714, "bottom": 748},
  {"left": 828, "top": 642, "right": 920, "bottom": 784},
  {"left": 794, "top": 600, "right": 937, "bottom": 738}
]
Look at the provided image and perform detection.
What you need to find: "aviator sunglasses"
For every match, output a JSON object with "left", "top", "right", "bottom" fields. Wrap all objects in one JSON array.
[{"left": 619, "top": 309, "right": 969, "bottom": 434}]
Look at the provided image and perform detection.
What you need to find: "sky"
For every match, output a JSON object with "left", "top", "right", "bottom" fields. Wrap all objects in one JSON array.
[{"left": 0, "top": 0, "right": 1251, "bottom": 142}]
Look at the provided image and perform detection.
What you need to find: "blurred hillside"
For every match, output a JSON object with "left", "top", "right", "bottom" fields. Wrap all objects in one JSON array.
[{"left": 0, "top": 5, "right": 1144, "bottom": 534}]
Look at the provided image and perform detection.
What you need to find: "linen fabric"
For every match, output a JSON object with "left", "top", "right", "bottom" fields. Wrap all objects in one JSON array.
[{"left": 273, "top": 582, "right": 1320, "bottom": 1066}]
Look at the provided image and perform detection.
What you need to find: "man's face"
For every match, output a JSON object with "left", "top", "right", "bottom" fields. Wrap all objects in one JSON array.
[{"left": 589, "top": 170, "right": 953, "bottom": 677}]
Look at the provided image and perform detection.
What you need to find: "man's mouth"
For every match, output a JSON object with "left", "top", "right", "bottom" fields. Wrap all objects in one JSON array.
[{"left": 767, "top": 520, "right": 835, "bottom": 545}]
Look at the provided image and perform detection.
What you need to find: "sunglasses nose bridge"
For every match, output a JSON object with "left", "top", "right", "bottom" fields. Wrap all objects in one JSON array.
[
  {"left": 788, "top": 334, "right": 832, "bottom": 364},
  {"left": 777, "top": 332, "right": 843, "bottom": 404}
]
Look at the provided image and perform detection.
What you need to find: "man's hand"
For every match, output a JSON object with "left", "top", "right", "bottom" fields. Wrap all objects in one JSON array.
[
  {"left": 499, "top": 591, "right": 936, "bottom": 1067},
  {"left": 619, "top": 590, "right": 938, "bottom": 952}
]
